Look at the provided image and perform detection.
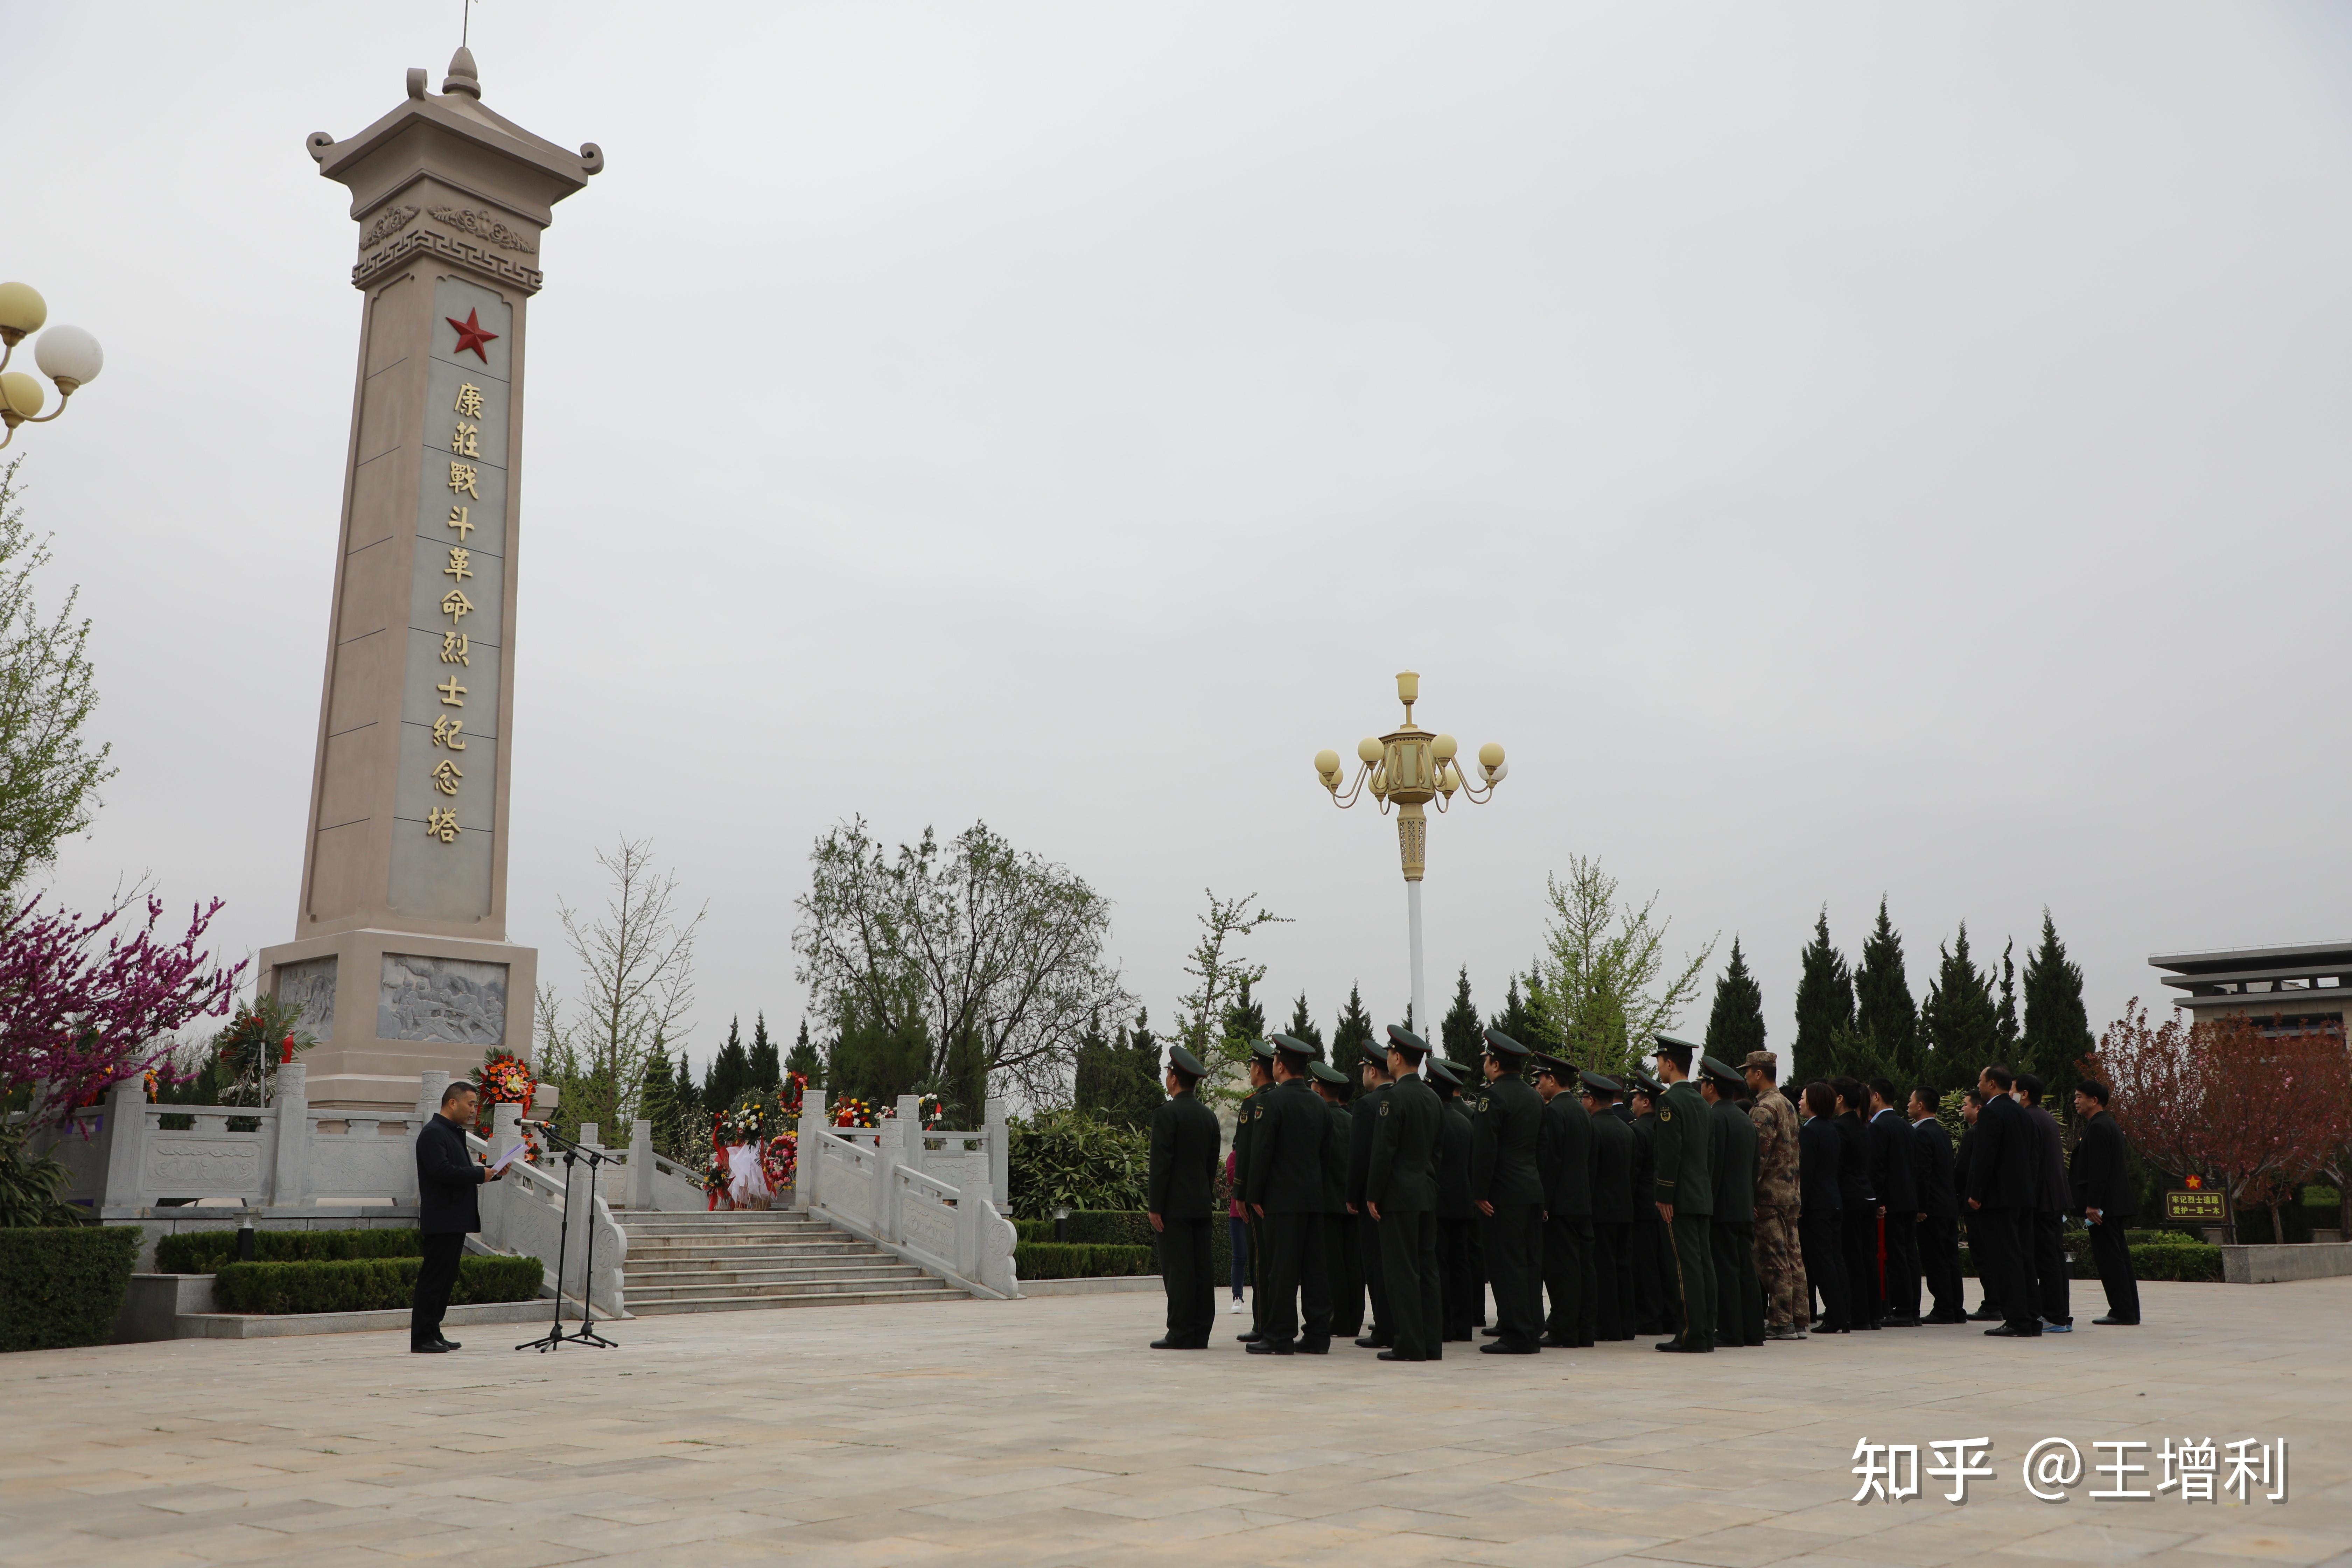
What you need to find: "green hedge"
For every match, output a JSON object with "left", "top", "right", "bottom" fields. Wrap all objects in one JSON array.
[
  {"left": 211, "top": 1255, "right": 542, "bottom": 1314},
  {"left": 1014, "top": 1210, "right": 1240, "bottom": 1282},
  {"left": 0, "top": 1226, "right": 140, "bottom": 1352},
  {"left": 1015, "top": 1241, "right": 1158, "bottom": 1280},
  {"left": 1960, "top": 1241, "right": 2221, "bottom": 1283},
  {"left": 154, "top": 1226, "right": 426, "bottom": 1273}
]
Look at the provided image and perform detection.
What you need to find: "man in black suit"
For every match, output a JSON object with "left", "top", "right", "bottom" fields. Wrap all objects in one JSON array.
[
  {"left": 2071, "top": 1079, "right": 2141, "bottom": 1326},
  {"left": 1953, "top": 1088, "right": 1998, "bottom": 1321},
  {"left": 1830, "top": 1078, "right": 1880, "bottom": 1331},
  {"left": 1245, "top": 1035, "right": 1334, "bottom": 1354},
  {"left": 1583, "top": 1072, "right": 1636, "bottom": 1342},
  {"left": 1967, "top": 1064, "right": 2040, "bottom": 1337},
  {"left": 412, "top": 1080, "right": 508, "bottom": 1353},
  {"left": 1797, "top": 1081, "right": 1847, "bottom": 1332},
  {"left": 1309, "top": 1059, "right": 1360, "bottom": 1338},
  {"left": 1429, "top": 1059, "right": 1480, "bottom": 1342},
  {"left": 1533, "top": 1052, "right": 1595, "bottom": 1348},
  {"left": 1149, "top": 1046, "right": 1222, "bottom": 1349},
  {"left": 1906, "top": 1087, "right": 1966, "bottom": 1323},
  {"left": 2015, "top": 1073, "right": 2073, "bottom": 1331},
  {"left": 1866, "top": 1079, "right": 1922, "bottom": 1326},
  {"left": 1368, "top": 1026, "right": 1446, "bottom": 1361}
]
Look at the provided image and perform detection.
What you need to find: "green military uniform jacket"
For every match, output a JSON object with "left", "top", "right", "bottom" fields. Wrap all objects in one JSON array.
[
  {"left": 1320, "top": 1098, "right": 1351, "bottom": 1214},
  {"left": 1436, "top": 1098, "right": 1476, "bottom": 1219},
  {"left": 1233, "top": 1082, "right": 1274, "bottom": 1201},
  {"left": 1469, "top": 1073, "right": 1544, "bottom": 1207},
  {"left": 1367, "top": 1071, "right": 1441, "bottom": 1212},
  {"left": 1245, "top": 1078, "right": 1326, "bottom": 1213},
  {"left": 1709, "top": 1095, "right": 1758, "bottom": 1223},
  {"left": 1649, "top": 1079, "right": 1714, "bottom": 1215},
  {"left": 1148, "top": 1088, "right": 1221, "bottom": 1218}
]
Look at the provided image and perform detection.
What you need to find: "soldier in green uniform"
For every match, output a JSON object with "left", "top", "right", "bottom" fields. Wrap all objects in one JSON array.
[
  {"left": 1628, "top": 1071, "right": 1677, "bottom": 1338},
  {"left": 1232, "top": 1040, "right": 1278, "bottom": 1344},
  {"left": 1347, "top": 1041, "right": 1393, "bottom": 1348},
  {"left": 1649, "top": 1034, "right": 1716, "bottom": 1352},
  {"left": 1532, "top": 1052, "right": 1595, "bottom": 1349},
  {"left": 1471, "top": 1029, "right": 1545, "bottom": 1354},
  {"left": 1244, "top": 1035, "right": 1333, "bottom": 1354},
  {"left": 1428, "top": 1058, "right": 1478, "bottom": 1341},
  {"left": 1441, "top": 1056, "right": 1489, "bottom": 1330},
  {"left": 1367, "top": 1026, "right": 1444, "bottom": 1361},
  {"left": 1307, "top": 1056, "right": 1359, "bottom": 1337},
  {"left": 1148, "top": 1045, "right": 1222, "bottom": 1349},
  {"left": 1581, "top": 1071, "right": 1636, "bottom": 1341},
  {"left": 1701, "top": 1056, "right": 1762, "bottom": 1349}
]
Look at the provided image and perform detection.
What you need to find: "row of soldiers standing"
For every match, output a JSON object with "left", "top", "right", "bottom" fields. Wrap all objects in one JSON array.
[{"left": 1143, "top": 1023, "right": 1801, "bottom": 1355}]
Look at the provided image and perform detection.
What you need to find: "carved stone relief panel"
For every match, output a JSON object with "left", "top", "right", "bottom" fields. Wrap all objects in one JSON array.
[
  {"left": 377, "top": 953, "right": 509, "bottom": 1045},
  {"left": 274, "top": 955, "right": 339, "bottom": 1037}
]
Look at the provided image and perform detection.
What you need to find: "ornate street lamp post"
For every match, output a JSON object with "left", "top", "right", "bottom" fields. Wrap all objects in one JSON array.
[
  {"left": 0, "top": 282, "right": 103, "bottom": 449},
  {"left": 1315, "top": 671, "right": 1508, "bottom": 1032}
]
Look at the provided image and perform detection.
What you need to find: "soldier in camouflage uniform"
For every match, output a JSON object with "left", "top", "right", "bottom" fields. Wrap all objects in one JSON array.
[{"left": 1743, "top": 1049, "right": 1808, "bottom": 1340}]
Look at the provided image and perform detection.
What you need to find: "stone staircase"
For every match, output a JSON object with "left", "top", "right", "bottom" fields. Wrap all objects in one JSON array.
[{"left": 620, "top": 1210, "right": 966, "bottom": 1316}]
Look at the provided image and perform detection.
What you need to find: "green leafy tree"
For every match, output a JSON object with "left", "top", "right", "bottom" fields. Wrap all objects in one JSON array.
[
  {"left": 1332, "top": 982, "right": 1375, "bottom": 1068},
  {"left": 748, "top": 1012, "right": 780, "bottom": 1091},
  {"left": 2022, "top": 910, "right": 2092, "bottom": 1109},
  {"left": 1004, "top": 1108, "right": 1149, "bottom": 1217},
  {"left": 704, "top": 1017, "right": 750, "bottom": 1112},
  {"left": 1918, "top": 923, "right": 1998, "bottom": 1092},
  {"left": 1174, "top": 891, "right": 1289, "bottom": 1105},
  {"left": 1534, "top": 854, "right": 1713, "bottom": 1072},
  {"left": 824, "top": 977, "right": 932, "bottom": 1108},
  {"left": 1702, "top": 937, "right": 1767, "bottom": 1065},
  {"left": 0, "top": 460, "right": 117, "bottom": 894},
  {"left": 1854, "top": 897, "right": 1918, "bottom": 1076},
  {"left": 1792, "top": 908, "right": 1855, "bottom": 1084},
  {"left": 784, "top": 1018, "right": 822, "bottom": 1086},
  {"left": 1441, "top": 966, "right": 1481, "bottom": 1062},
  {"left": 793, "top": 817, "right": 1132, "bottom": 1105}
]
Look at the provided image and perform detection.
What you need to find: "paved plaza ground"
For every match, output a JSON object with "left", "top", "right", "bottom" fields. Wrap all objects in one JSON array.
[{"left": 5, "top": 1278, "right": 2351, "bottom": 1568}]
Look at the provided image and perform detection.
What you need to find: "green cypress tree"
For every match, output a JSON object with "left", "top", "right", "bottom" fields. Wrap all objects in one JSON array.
[
  {"left": 637, "top": 1034, "right": 676, "bottom": 1154},
  {"left": 1918, "top": 923, "right": 1998, "bottom": 1093},
  {"left": 1124, "top": 1007, "right": 1165, "bottom": 1124},
  {"left": 1792, "top": 909, "right": 1855, "bottom": 1084},
  {"left": 1225, "top": 977, "right": 1267, "bottom": 1046},
  {"left": 1488, "top": 973, "right": 1545, "bottom": 1045},
  {"left": 1072, "top": 1013, "right": 1117, "bottom": 1119},
  {"left": 748, "top": 1011, "right": 780, "bottom": 1091},
  {"left": 1995, "top": 939, "right": 2020, "bottom": 1056},
  {"left": 670, "top": 1052, "right": 702, "bottom": 1147},
  {"left": 1854, "top": 898, "right": 1919, "bottom": 1076},
  {"left": 1281, "top": 992, "right": 1323, "bottom": 1050},
  {"left": 2022, "top": 910, "right": 2092, "bottom": 1108},
  {"left": 784, "top": 1018, "right": 823, "bottom": 1087},
  {"left": 1702, "top": 936, "right": 1767, "bottom": 1064},
  {"left": 1332, "top": 982, "right": 1374, "bottom": 1067},
  {"left": 704, "top": 1016, "right": 750, "bottom": 1110},
  {"left": 1441, "top": 966, "right": 1482, "bottom": 1063}
]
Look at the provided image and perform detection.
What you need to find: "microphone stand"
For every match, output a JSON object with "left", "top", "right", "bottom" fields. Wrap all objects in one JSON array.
[{"left": 513, "top": 1122, "right": 618, "bottom": 1351}]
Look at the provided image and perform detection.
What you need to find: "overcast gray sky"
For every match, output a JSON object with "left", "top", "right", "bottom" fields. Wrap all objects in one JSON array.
[{"left": 9, "top": 2, "right": 2351, "bottom": 1082}]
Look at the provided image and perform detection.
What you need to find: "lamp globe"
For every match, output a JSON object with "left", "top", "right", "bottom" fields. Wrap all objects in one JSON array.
[{"left": 34, "top": 326, "right": 102, "bottom": 391}]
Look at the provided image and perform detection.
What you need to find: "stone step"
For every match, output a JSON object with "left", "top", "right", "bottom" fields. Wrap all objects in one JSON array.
[
  {"left": 625, "top": 1265, "right": 936, "bottom": 1291},
  {"left": 629, "top": 1285, "right": 963, "bottom": 1316},
  {"left": 626, "top": 1253, "right": 896, "bottom": 1276},
  {"left": 626, "top": 1242, "right": 884, "bottom": 1262},
  {"left": 628, "top": 1273, "right": 955, "bottom": 1298}
]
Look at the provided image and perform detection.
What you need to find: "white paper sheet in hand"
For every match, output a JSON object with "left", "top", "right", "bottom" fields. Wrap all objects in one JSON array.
[{"left": 489, "top": 1143, "right": 527, "bottom": 1175}]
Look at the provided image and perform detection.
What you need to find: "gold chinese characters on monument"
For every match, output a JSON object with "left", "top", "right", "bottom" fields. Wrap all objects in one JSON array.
[{"left": 427, "top": 377, "right": 491, "bottom": 847}]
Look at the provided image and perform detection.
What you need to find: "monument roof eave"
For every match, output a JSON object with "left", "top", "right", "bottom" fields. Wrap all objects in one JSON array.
[
  {"left": 309, "top": 89, "right": 600, "bottom": 226},
  {"left": 2149, "top": 939, "right": 2352, "bottom": 976}
]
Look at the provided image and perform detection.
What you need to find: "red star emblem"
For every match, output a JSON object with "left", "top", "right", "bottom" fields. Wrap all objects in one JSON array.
[{"left": 445, "top": 308, "right": 499, "bottom": 362}]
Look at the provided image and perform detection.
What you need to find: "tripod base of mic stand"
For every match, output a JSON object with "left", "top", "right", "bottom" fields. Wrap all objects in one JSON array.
[
  {"left": 561, "top": 1321, "right": 618, "bottom": 1348},
  {"left": 515, "top": 1311, "right": 618, "bottom": 1352}
]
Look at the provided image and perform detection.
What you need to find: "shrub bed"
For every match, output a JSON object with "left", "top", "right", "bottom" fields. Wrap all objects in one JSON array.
[
  {"left": 1014, "top": 1241, "right": 1157, "bottom": 1280},
  {"left": 1013, "top": 1209, "right": 1236, "bottom": 1282},
  {"left": 1959, "top": 1240, "right": 2221, "bottom": 1283},
  {"left": 211, "top": 1255, "right": 542, "bottom": 1315},
  {"left": 154, "top": 1226, "right": 426, "bottom": 1273},
  {"left": 0, "top": 1225, "right": 140, "bottom": 1352}
]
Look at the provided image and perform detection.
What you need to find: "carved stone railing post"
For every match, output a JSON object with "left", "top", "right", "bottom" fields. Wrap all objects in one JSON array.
[
  {"left": 627, "top": 1115, "right": 653, "bottom": 1209},
  {"left": 101, "top": 1078, "right": 148, "bottom": 1216},
  {"left": 492, "top": 1101, "right": 522, "bottom": 1168},
  {"left": 795, "top": 1090, "right": 826, "bottom": 1212},
  {"left": 272, "top": 1063, "right": 310, "bottom": 1208},
  {"left": 873, "top": 1112, "right": 903, "bottom": 1244},
  {"left": 417, "top": 1069, "right": 450, "bottom": 1123},
  {"left": 895, "top": 1095, "right": 923, "bottom": 1178},
  {"left": 985, "top": 1097, "right": 1009, "bottom": 1209}
]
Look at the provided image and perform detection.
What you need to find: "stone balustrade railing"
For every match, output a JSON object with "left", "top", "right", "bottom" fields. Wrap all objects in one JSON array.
[{"left": 794, "top": 1090, "right": 1019, "bottom": 1298}]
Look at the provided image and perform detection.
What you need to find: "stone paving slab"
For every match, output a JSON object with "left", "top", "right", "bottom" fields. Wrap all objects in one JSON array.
[{"left": 2, "top": 1280, "right": 2350, "bottom": 1564}]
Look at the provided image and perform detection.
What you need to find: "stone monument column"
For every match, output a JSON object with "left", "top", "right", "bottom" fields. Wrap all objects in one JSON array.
[{"left": 260, "top": 50, "right": 601, "bottom": 1114}]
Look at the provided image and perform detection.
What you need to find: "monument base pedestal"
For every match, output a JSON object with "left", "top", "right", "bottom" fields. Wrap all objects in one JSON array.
[{"left": 260, "top": 928, "right": 539, "bottom": 1115}]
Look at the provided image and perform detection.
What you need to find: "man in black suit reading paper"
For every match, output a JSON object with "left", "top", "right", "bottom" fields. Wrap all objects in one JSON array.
[{"left": 412, "top": 1080, "right": 508, "bottom": 1353}]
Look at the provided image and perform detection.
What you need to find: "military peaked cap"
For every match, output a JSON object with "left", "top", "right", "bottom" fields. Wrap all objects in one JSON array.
[
  {"left": 1700, "top": 1054, "right": 1743, "bottom": 1087},
  {"left": 1385, "top": 1024, "right": 1430, "bottom": 1058},
  {"left": 1359, "top": 1041, "right": 1391, "bottom": 1069},
  {"left": 1272, "top": 1032, "right": 1318, "bottom": 1059},
  {"left": 1629, "top": 1070, "right": 1667, "bottom": 1098},
  {"left": 1307, "top": 1058, "right": 1348, "bottom": 1086},
  {"left": 1483, "top": 1029, "right": 1531, "bottom": 1060},
  {"left": 1427, "top": 1059, "right": 1463, "bottom": 1091},
  {"left": 1249, "top": 1038, "right": 1278, "bottom": 1063},
  {"left": 1578, "top": 1069, "right": 1620, "bottom": 1097},
  {"left": 1167, "top": 1045, "right": 1209, "bottom": 1080},
  {"left": 1530, "top": 1052, "right": 1574, "bottom": 1080},
  {"left": 1651, "top": 1032, "right": 1698, "bottom": 1071}
]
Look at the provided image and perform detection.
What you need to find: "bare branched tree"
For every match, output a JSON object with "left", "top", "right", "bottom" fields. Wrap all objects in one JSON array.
[{"left": 537, "top": 836, "right": 706, "bottom": 1135}]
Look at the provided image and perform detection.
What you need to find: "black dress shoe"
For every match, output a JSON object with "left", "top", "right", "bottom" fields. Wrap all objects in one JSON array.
[
  {"left": 1479, "top": 1326, "right": 1504, "bottom": 1337},
  {"left": 1539, "top": 1335, "right": 1575, "bottom": 1348},
  {"left": 1298, "top": 1339, "right": 1330, "bottom": 1354},
  {"left": 1479, "top": 1340, "right": 1538, "bottom": 1354},
  {"left": 434, "top": 1338, "right": 462, "bottom": 1350},
  {"left": 1655, "top": 1339, "right": 1710, "bottom": 1353},
  {"left": 1984, "top": 1323, "right": 2041, "bottom": 1337},
  {"left": 1150, "top": 1338, "right": 1187, "bottom": 1349},
  {"left": 1376, "top": 1349, "right": 1423, "bottom": 1362},
  {"left": 2092, "top": 1315, "right": 2140, "bottom": 1326},
  {"left": 1967, "top": 1306, "right": 2000, "bottom": 1321},
  {"left": 1354, "top": 1336, "right": 1390, "bottom": 1349},
  {"left": 1245, "top": 1339, "right": 1293, "bottom": 1355},
  {"left": 1236, "top": 1331, "right": 1261, "bottom": 1343},
  {"left": 411, "top": 1342, "right": 450, "bottom": 1354}
]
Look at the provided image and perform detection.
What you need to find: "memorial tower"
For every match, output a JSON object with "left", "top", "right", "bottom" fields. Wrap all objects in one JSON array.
[{"left": 259, "top": 50, "right": 601, "bottom": 1113}]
